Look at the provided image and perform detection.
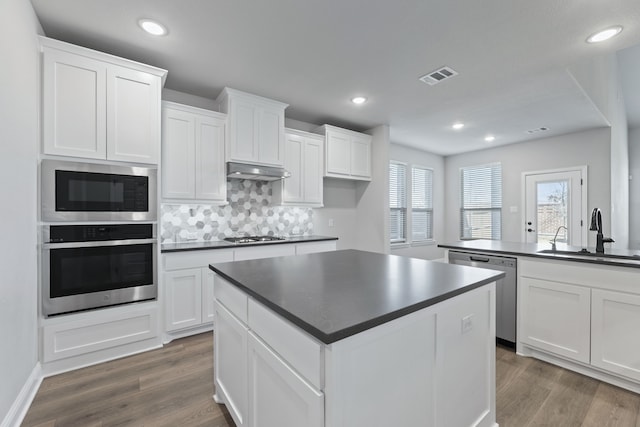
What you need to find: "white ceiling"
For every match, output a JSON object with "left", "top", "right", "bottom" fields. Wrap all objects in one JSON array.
[{"left": 30, "top": 0, "right": 640, "bottom": 156}]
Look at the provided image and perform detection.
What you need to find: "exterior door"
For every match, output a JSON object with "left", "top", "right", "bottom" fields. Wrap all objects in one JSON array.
[{"left": 524, "top": 168, "right": 585, "bottom": 246}]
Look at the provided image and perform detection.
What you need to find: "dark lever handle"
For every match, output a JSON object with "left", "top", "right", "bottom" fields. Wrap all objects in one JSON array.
[{"left": 470, "top": 256, "right": 490, "bottom": 263}]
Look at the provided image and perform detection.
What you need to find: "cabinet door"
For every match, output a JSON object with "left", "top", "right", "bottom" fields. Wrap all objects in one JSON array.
[
  {"left": 215, "top": 302, "right": 248, "bottom": 427},
  {"left": 203, "top": 268, "right": 215, "bottom": 324},
  {"left": 325, "top": 131, "right": 351, "bottom": 176},
  {"left": 227, "top": 98, "right": 259, "bottom": 163},
  {"left": 258, "top": 107, "right": 285, "bottom": 166},
  {"left": 303, "top": 138, "right": 324, "bottom": 204},
  {"left": 165, "top": 269, "right": 203, "bottom": 331},
  {"left": 42, "top": 48, "right": 107, "bottom": 159},
  {"left": 283, "top": 134, "right": 304, "bottom": 203},
  {"left": 106, "top": 65, "right": 160, "bottom": 164},
  {"left": 350, "top": 135, "right": 371, "bottom": 178},
  {"left": 195, "top": 115, "right": 226, "bottom": 202},
  {"left": 162, "top": 108, "right": 196, "bottom": 199},
  {"left": 233, "top": 244, "right": 296, "bottom": 261},
  {"left": 248, "top": 332, "right": 323, "bottom": 427},
  {"left": 592, "top": 289, "right": 640, "bottom": 381},
  {"left": 520, "top": 277, "right": 590, "bottom": 363}
]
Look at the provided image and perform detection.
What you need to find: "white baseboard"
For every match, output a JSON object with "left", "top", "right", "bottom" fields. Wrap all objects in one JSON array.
[{"left": 1, "top": 362, "right": 42, "bottom": 427}]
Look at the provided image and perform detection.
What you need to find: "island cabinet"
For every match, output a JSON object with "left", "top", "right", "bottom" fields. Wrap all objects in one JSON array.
[
  {"left": 217, "top": 88, "right": 288, "bottom": 167},
  {"left": 519, "top": 257, "right": 640, "bottom": 391},
  {"left": 315, "top": 124, "right": 371, "bottom": 181},
  {"left": 161, "top": 102, "right": 227, "bottom": 204},
  {"left": 273, "top": 129, "right": 324, "bottom": 207},
  {"left": 211, "top": 250, "right": 501, "bottom": 427},
  {"left": 40, "top": 37, "right": 166, "bottom": 164}
]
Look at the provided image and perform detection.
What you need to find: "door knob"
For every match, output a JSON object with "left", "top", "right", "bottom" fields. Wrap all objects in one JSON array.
[
  {"left": 527, "top": 228, "right": 535, "bottom": 232},
  {"left": 527, "top": 221, "right": 532, "bottom": 225}
]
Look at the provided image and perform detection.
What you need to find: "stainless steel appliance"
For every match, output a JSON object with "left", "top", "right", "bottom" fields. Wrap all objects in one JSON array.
[
  {"left": 448, "top": 250, "right": 517, "bottom": 346},
  {"left": 41, "top": 160, "right": 157, "bottom": 222},
  {"left": 42, "top": 223, "right": 157, "bottom": 316},
  {"left": 227, "top": 162, "right": 291, "bottom": 181},
  {"left": 224, "top": 235, "right": 285, "bottom": 244}
]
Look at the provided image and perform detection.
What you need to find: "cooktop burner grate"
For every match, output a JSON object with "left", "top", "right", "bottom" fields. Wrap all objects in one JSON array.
[{"left": 223, "top": 236, "right": 285, "bottom": 244}]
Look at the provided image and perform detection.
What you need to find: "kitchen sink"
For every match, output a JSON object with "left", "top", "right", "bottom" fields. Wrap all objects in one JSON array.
[{"left": 537, "top": 249, "right": 640, "bottom": 261}]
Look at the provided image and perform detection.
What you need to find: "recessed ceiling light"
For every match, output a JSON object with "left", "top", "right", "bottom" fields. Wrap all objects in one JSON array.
[
  {"left": 484, "top": 135, "right": 495, "bottom": 142},
  {"left": 138, "top": 19, "right": 168, "bottom": 36},
  {"left": 351, "top": 96, "right": 367, "bottom": 105},
  {"left": 452, "top": 122, "right": 465, "bottom": 130},
  {"left": 586, "top": 25, "right": 622, "bottom": 43}
]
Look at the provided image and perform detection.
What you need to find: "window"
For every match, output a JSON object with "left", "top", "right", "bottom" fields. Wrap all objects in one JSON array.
[
  {"left": 412, "top": 166, "right": 433, "bottom": 242},
  {"left": 389, "top": 162, "right": 434, "bottom": 244},
  {"left": 460, "top": 163, "right": 502, "bottom": 240},
  {"left": 389, "top": 162, "right": 406, "bottom": 243}
]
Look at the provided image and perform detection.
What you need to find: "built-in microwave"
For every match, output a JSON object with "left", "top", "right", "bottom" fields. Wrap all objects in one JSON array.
[{"left": 41, "top": 160, "right": 157, "bottom": 222}]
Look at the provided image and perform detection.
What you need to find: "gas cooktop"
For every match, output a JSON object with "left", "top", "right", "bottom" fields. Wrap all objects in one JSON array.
[{"left": 223, "top": 236, "right": 286, "bottom": 244}]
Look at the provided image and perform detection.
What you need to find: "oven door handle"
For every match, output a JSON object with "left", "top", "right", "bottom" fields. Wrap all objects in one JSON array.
[{"left": 43, "top": 238, "right": 157, "bottom": 249}]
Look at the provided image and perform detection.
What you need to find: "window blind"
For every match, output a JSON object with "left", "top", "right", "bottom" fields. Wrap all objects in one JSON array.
[
  {"left": 389, "top": 162, "right": 406, "bottom": 242},
  {"left": 460, "top": 163, "right": 502, "bottom": 240},
  {"left": 412, "top": 166, "right": 433, "bottom": 241}
]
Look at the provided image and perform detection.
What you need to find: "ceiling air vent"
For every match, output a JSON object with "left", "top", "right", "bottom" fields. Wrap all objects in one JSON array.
[
  {"left": 526, "top": 127, "right": 549, "bottom": 134},
  {"left": 419, "top": 66, "right": 458, "bottom": 86}
]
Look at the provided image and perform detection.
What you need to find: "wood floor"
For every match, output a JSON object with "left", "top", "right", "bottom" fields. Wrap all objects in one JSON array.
[{"left": 22, "top": 335, "right": 640, "bottom": 426}]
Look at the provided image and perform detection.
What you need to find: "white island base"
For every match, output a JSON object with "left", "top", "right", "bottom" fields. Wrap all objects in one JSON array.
[{"left": 212, "top": 276, "right": 497, "bottom": 427}]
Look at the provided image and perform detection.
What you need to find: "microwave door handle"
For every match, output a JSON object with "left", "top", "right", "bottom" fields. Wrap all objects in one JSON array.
[{"left": 43, "top": 238, "right": 157, "bottom": 249}]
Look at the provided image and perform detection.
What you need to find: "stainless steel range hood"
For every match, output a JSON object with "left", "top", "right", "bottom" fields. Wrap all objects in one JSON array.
[{"left": 227, "top": 162, "right": 291, "bottom": 181}]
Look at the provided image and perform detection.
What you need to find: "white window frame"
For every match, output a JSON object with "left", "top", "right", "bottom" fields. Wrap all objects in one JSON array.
[
  {"left": 389, "top": 161, "right": 435, "bottom": 247},
  {"left": 389, "top": 161, "right": 407, "bottom": 244},
  {"left": 460, "top": 162, "right": 502, "bottom": 240}
]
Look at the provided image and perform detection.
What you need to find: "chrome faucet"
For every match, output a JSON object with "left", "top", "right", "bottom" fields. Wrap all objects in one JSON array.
[
  {"left": 589, "top": 208, "right": 614, "bottom": 253},
  {"left": 551, "top": 225, "right": 567, "bottom": 251}
]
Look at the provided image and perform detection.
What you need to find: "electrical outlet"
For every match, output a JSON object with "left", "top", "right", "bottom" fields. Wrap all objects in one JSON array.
[{"left": 461, "top": 315, "right": 473, "bottom": 334}]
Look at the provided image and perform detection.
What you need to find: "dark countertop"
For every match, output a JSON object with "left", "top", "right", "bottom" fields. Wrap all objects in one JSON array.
[
  {"left": 161, "top": 235, "right": 338, "bottom": 253},
  {"left": 439, "top": 240, "right": 640, "bottom": 268},
  {"left": 209, "top": 249, "right": 504, "bottom": 344}
]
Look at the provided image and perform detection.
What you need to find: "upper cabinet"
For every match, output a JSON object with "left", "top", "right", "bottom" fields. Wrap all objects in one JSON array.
[
  {"left": 315, "top": 125, "right": 371, "bottom": 181},
  {"left": 273, "top": 129, "right": 324, "bottom": 207},
  {"left": 40, "top": 37, "right": 166, "bottom": 164},
  {"left": 162, "top": 102, "right": 227, "bottom": 204},
  {"left": 217, "top": 88, "right": 288, "bottom": 167}
]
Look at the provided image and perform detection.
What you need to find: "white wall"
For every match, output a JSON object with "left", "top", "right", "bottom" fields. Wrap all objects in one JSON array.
[
  {"left": 444, "top": 128, "right": 611, "bottom": 247},
  {"left": 0, "top": 0, "right": 41, "bottom": 424},
  {"left": 313, "top": 178, "right": 358, "bottom": 250},
  {"left": 390, "top": 144, "right": 446, "bottom": 260},
  {"left": 162, "top": 88, "right": 217, "bottom": 110},
  {"left": 629, "top": 127, "right": 640, "bottom": 249},
  {"left": 354, "top": 125, "right": 390, "bottom": 254}
]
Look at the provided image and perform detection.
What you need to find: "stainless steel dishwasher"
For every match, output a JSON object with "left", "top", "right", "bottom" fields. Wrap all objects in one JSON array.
[{"left": 448, "top": 250, "right": 517, "bottom": 346}]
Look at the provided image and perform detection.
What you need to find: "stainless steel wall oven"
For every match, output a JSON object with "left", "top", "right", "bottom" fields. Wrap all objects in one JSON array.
[
  {"left": 42, "top": 224, "right": 157, "bottom": 316},
  {"left": 41, "top": 160, "right": 157, "bottom": 222}
]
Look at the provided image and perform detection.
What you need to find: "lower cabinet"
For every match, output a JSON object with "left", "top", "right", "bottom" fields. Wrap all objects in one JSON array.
[
  {"left": 591, "top": 289, "right": 640, "bottom": 381},
  {"left": 248, "top": 332, "right": 324, "bottom": 427},
  {"left": 165, "top": 268, "right": 215, "bottom": 331},
  {"left": 520, "top": 276, "right": 591, "bottom": 363},
  {"left": 519, "top": 257, "right": 640, "bottom": 391},
  {"left": 214, "top": 302, "right": 249, "bottom": 427}
]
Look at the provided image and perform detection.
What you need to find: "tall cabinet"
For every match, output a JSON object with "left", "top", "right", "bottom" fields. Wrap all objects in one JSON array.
[
  {"left": 161, "top": 102, "right": 227, "bottom": 204},
  {"left": 40, "top": 37, "right": 166, "bottom": 164}
]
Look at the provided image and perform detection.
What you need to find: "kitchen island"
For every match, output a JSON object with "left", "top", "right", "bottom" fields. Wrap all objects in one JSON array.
[{"left": 209, "top": 249, "right": 504, "bottom": 427}]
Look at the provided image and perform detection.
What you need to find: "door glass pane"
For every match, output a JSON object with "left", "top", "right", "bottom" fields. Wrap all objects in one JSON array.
[{"left": 536, "top": 180, "right": 569, "bottom": 244}]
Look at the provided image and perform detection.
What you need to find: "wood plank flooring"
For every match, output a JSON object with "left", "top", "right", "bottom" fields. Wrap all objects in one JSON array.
[{"left": 21, "top": 335, "right": 640, "bottom": 426}]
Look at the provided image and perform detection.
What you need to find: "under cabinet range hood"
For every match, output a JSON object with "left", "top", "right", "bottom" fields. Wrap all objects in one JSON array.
[{"left": 227, "top": 162, "right": 291, "bottom": 181}]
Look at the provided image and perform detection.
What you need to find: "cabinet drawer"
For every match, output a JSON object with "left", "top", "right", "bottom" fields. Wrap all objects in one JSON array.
[
  {"left": 163, "top": 249, "right": 234, "bottom": 271},
  {"left": 248, "top": 298, "right": 322, "bottom": 389},
  {"left": 295, "top": 241, "right": 336, "bottom": 255},
  {"left": 233, "top": 244, "right": 296, "bottom": 261},
  {"left": 215, "top": 275, "right": 248, "bottom": 324}
]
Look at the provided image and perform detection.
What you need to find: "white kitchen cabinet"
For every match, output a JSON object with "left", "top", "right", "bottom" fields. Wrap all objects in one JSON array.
[
  {"left": 247, "top": 332, "right": 324, "bottom": 427},
  {"left": 214, "top": 301, "right": 249, "bottom": 427},
  {"left": 273, "top": 129, "right": 324, "bottom": 207},
  {"left": 217, "top": 88, "right": 288, "bottom": 167},
  {"left": 41, "top": 37, "right": 165, "bottom": 164},
  {"left": 591, "top": 289, "right": 640, "bottom": 381},
  {"left": 164, "top": 268, "right": 203, "bottom": 331},
  {"left": 203, "top": 269, "right": 216, "bottom": 323},
  {"left": 162, "top": 102, "right": 226, "bottom": 203},
  {"left": 316, "top": 124, "right": 371, "bottom": 181},
  {"left": 233, "top": 244, "right": 297, "bottom": 261},
  {"left": 519, "top": 276, "right": 591, "bottom": 363}
]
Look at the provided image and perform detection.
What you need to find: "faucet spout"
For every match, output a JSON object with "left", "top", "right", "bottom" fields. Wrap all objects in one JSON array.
[{"left": 590, "top": 208, "right": 614, "bottom": 253}]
